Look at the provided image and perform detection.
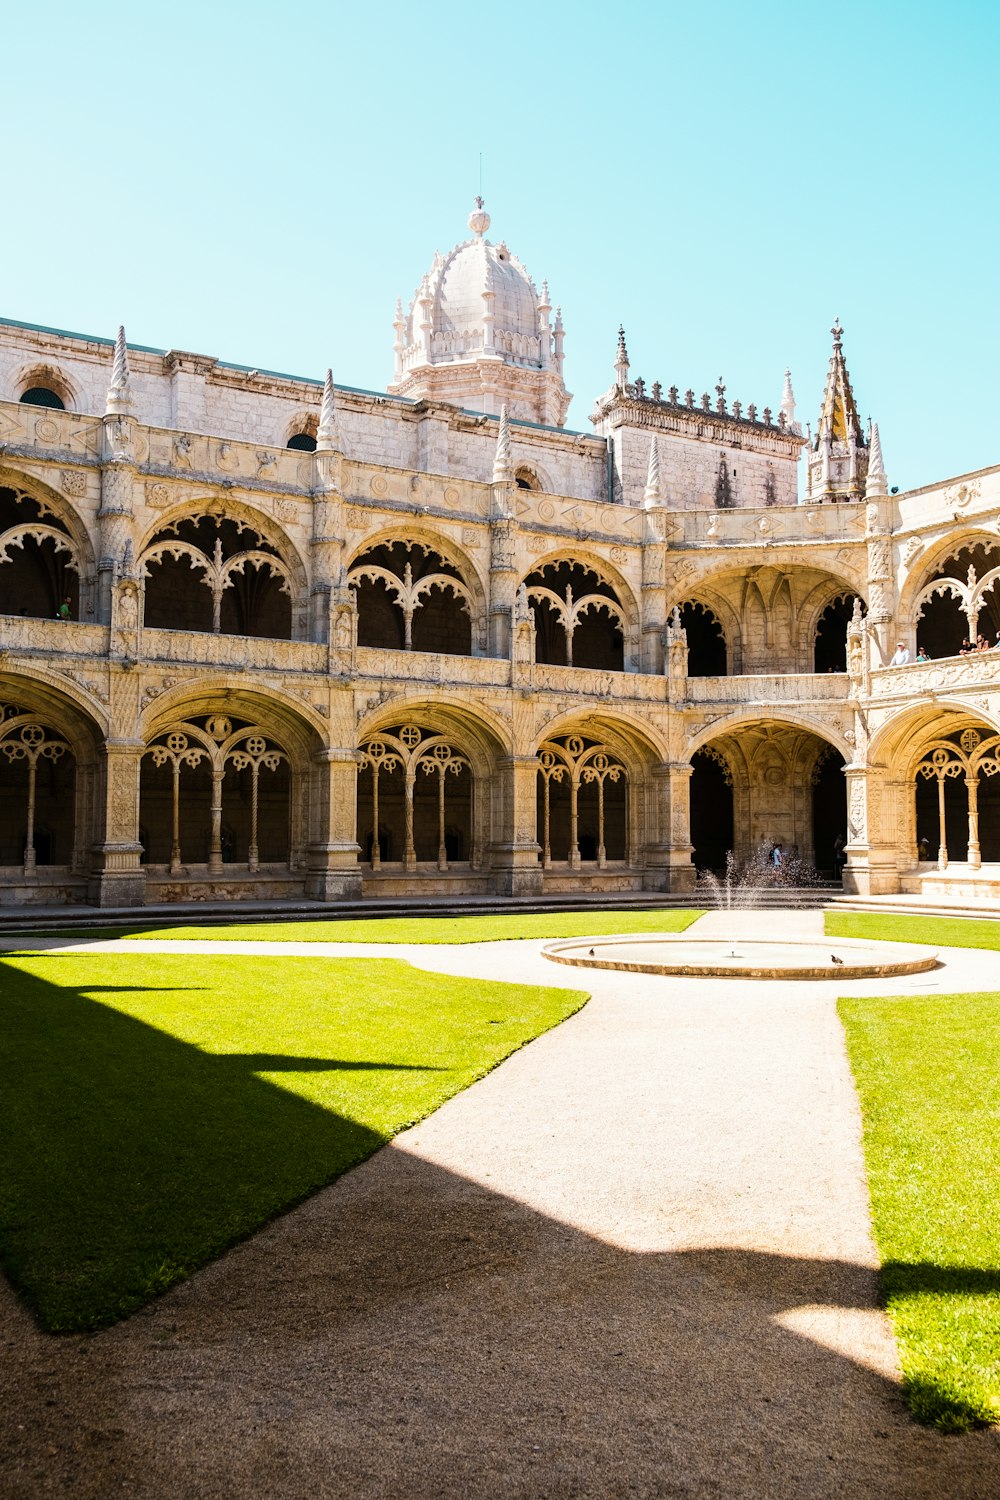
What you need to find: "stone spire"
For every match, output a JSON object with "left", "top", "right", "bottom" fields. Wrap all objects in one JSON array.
[
  {"left": 780, "top": 367, "right": 796, "bottom": 429},
  {"left": 866, "top": 421, "right": 888, "bottom": 496},
  {"left": 615, "top": 326, "right": 630, "bottom": 390},
  {"left": 105, "top": 325, "right": 134, "bottom": 415},
  {"left": 805, "top": 319, "right": 868, "bottom": 503},
  {"left": 316, "top": 369, "right": 341, "bottom": 452},
  {"left": 492, "top": 404, "right": 514, "bottom": 485},
  {"left": 816, "top": 320, "right": 863, "bottom": 447},
  {"left": 643, "top": 435, "right": 662, "bottom": 506}
]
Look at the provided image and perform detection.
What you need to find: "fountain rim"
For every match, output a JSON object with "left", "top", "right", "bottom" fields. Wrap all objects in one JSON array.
[{"left": 541, "top": 934, "right": 940, "bottom": 981}]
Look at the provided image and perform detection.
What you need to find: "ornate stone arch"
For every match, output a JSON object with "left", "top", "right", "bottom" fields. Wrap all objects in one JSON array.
[
  {"left": 347, "top": 524, "right": 489, "bottom": 609},
  {"left": 687, "top": 709, "right": 854, "bottom": 764},
  {"left": 520, "top": 548, "right": 640, "bottom": 632},
  {"left": 0, "top": 672, "right": 107, "bottom": 884},
  {"left": 137, "top": 497, "right": 308, "bottom": 592},
  {"left": 798, "top": 575, "right": 868, "bottom": 651},
  {"left": 898, "top": 527, "right": 1000, "bottom": 625},
  {"left": 0, "top": 465, "right": 98, "bottom": 576}
]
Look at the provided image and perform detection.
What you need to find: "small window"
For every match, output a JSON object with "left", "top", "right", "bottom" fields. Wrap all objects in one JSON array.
[
  {"left": 20, "top": 387, "right": 65, "bottom": 410},
  {"left": 287, "top": 431, "right": 317, "bottom": 452}
]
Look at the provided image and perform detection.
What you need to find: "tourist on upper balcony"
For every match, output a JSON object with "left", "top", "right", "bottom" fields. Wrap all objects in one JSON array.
[
  {"left": 959, "top": 638, "right": 971, "bottom": 655},
  {"left": 889, "top": 641, "right": 910, "bottom": 666},
  {"left": 56, "top": 596, "right": 71, "bottom": 621},
  {"left": 916, "top": 646, "right": 929, "bottom": 663},
  {"left": 976, "top": 634, "right": 990, "bottom": 651}
]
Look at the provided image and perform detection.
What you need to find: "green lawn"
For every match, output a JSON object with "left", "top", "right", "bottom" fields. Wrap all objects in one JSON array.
[
  {"left": 826, "top": 911, "right": 1000, "bottom": 951},
  {"left": 109, "top": 908, "right": 703, "bottom": 945},
  {"left": 839, "top": 991, "right": 1000, "bottom": 1432},
  {"left": 0, "top": 951, "right": 586, "bottom": 1333}
]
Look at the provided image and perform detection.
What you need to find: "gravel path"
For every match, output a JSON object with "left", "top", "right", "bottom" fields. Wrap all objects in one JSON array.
[{"left": 2, "top": 910, "right": 999, "bottom": 1497}]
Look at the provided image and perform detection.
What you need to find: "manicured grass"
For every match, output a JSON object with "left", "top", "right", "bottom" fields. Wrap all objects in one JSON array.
[
  {"left": 826, "top": 911, "right": 1000, "bottom": 951},
  {"left": 112, "top": 908, "right": 704, "bottom": 945},
  {"left": 0, "top": 951, "right": 586, "bottom": 1333},
  {"left": 839, "top": 991, "right": 1000, "bottom": 1432}
]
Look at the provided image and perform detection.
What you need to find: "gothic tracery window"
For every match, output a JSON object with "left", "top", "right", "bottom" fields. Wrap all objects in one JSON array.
[
  {"left": 350, "top": 542, "right": 473, "bottom": 655},
  {"left": 0, "top": 703, "right": 74, "bottom": 870},
  {"left": 140, "top": 715, "right": 289, "bottom": 873},
  {"left": 141, "top": 514, "right": 293, "bottom": 638},
  {"left": 536, "top": 734, "right": 627, "bottom": 868},
  {"left": 523, "top": 561, "right": 625, "bottom": 670},
  {"left": 357, "top": 724, "right": 473, "bottom": 871},
  {"left": 0, "top": 484, "right": 80, "bottom": 619},
  {"left": 914, "top": 542, "right": 1000, "bottom": 658}
]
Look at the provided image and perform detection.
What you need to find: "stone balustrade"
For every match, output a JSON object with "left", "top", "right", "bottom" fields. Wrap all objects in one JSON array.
[
  {"left": 0, "top": 615, "right": 109, "bottom": 656},
  {"left": 354, "top": 645, "right": 511, "bottom": 687},
  {"left": 532, "top": 662, "right": 666, "bottom": 701},
  {"left": 143, "top": 628, "right": 326, "bottom": 672},
  {"left": 683, "top": 672, "right": 849, "bottom": 704},
  {"left": 868, "top": 652, "right": 1000, "bottom": 698}
]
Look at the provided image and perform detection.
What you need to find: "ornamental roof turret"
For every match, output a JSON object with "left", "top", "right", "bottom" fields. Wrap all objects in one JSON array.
[
  {"left": 387, "top": 200, "right": 571, "bottom": 427},
  {"left": 805, "top": 319, "right": 868, "bottom": 503}
]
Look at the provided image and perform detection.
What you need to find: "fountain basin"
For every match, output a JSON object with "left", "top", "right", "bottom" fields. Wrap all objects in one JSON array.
[{"left": 541, "top": 935, "right": 939, "bottom": 980}]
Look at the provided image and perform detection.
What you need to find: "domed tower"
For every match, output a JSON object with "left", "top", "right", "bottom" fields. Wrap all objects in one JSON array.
[{"left": 388, "top": 199, "right": 571, "bottom": 427}]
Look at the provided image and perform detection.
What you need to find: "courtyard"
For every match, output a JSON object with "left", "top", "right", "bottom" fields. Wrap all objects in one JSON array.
[{"left": 2, "top": 907, "right": 999, "bottom": 1497}]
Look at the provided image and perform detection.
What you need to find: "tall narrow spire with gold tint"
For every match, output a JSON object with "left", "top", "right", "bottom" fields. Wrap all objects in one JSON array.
[{"left": 805, "top": 320, "right": 868, "bottom": 503}]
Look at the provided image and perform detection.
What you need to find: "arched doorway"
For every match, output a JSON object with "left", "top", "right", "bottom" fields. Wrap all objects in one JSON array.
[{"left": 689, "top": 748, "right": 734, "bottom": 871}]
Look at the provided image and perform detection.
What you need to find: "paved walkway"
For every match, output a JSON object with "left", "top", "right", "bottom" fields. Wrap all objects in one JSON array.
[{"left": 2, "top": 911, "right": 999, "bottom": 1497}]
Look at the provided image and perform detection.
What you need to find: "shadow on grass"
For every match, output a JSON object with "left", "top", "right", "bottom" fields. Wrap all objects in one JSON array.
[{"left": 0, "top": 960, "right": 439, "bottom": 1332}]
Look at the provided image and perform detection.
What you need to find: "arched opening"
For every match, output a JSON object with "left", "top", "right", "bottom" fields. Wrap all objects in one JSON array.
[
  {"left": 814, "top": 593, "right": 861, "bottom": 672},
  {"left": 19, "top": 386, "right": 65, "bottom": 410},
  {"left": 679, "top": 601, "right": 726, "bottom": 676},
  {"left": 524, "top": 561, "right": 624, "bottom": 671},
  {"left": 0, "top": 707, "right": 76, "bottom": 870},
  {"left": 286, "top": 431, "right": 317, "bottom": 452},
  {"left": 916, "top": 542, "right": 1000, "bottom": 658},
  {"left": 696, "top": 721, "right": 845, "bottom": 874},
  {"left": 351, "top": 542, "right": 473, "bottom": 656},
  {"left": 811, "top": 747, "right": 847, "bottom": 877},
  {"left": 689, "top": 749, "right": 734, "bottom": 871},
  {"left": 142, "top": 515, "right": 292, "bottom": 639},
  {"left": 912, "top": 725, "right": 1000, "bottom": 866},
  {"left": 357, "top": 724, "right": 474, "bottom": 871},
  {"left": 0, "top": 485, "right": 79, "bottom": 620},
  {"left": 535, "top": 734, "right": 627, "bottom": 867},
  {"left": 140, "top": 715, "right": 291, "bottom": 874},
  {"left": 515, "top": 467, "right": 542, "bottom": 492}
]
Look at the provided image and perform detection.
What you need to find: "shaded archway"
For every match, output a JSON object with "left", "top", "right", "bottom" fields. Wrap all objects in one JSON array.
[
  {"left": 814, "top": 593, "right": 861, "bottom": 673},
  {"left": 535, "top": 734, "right": 627, "bottom": 868},
  {"left": 690, "top": 748, "right": 734, "bottom": 871},
  {"left": 678, "top": 602, "right": 727, "bottom": 676}
]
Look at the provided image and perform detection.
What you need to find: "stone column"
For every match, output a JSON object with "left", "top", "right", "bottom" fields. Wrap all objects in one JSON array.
[
  {"left": 489, "top": 754, "right": 543, "bottom": 896},
  {"left": 304, "top": 748, "right": 363, "bottom": 900},
  {"left": 488, "top": 511, "right": 518, "bottom": 659},
  {"left": 652, "top": 761, "right": 696, "bottom": 893},
  {"left": 641, "top": 508, "right": 668, "bottom": 673},
  {"left": 842, "top": 764, "right": 901, "bottom": 894},
  {"left": 310, "top": 448, "right": 344, "bottom": 645},
  {"left": 88, "top": 739, "right": 146, "bottom": 907},
  {"left": 97, "top": 427, "right": 137, "bottom": 626}
]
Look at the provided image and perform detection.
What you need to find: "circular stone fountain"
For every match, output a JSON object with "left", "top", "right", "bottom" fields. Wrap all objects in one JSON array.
[{"left": 541, "top": 935, "right": 939, "bottom": 981}]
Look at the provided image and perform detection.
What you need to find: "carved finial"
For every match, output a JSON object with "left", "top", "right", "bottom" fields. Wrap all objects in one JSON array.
[
  {"left": 492, "top": 403, "right": 514, "bottom": 485},
  {"left": 831, "top": 317, "right": 843, "bottom": 345},
  {"left": 615, "top": 325, "right": 630, "bottom": 389},
  {"left": 852, "top": 596, "right": 863, "bottom": 625},
  {"left": 715, "top": 378, "right": 726, "bottom": 414},
  {"left": 316, "top": 369, "right": 341, "bottom": 452},
  {"left": 866, "top": 420, "right": 887, "bottom": 495},
  {"left": 643, "top": 435, "right": 662, "bottom": 507},
  {"left": 105, "top": 325, "right": 134, "bottom": 415},
  {"left": 468, "top": 196, "right": 491, "bottom": 238}
]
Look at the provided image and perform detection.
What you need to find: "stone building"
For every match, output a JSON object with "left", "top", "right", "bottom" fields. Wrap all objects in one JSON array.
[{"left": 0, "top": 201, "right": 998, "bottom": 909}]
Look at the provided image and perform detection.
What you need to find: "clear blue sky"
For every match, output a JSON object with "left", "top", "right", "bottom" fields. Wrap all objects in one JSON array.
[{"left": 4, "top": 0, "right": 997, "bottom": 491}]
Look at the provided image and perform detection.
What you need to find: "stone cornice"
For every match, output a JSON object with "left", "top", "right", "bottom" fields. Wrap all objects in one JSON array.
[{"left": 593, "top": 389, "right": 806, "bottom": 455}]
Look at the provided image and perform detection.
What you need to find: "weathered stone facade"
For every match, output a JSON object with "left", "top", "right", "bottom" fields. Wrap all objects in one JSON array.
[{"left": 1, "top": 205, "right": 999, "bottom": 908}]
